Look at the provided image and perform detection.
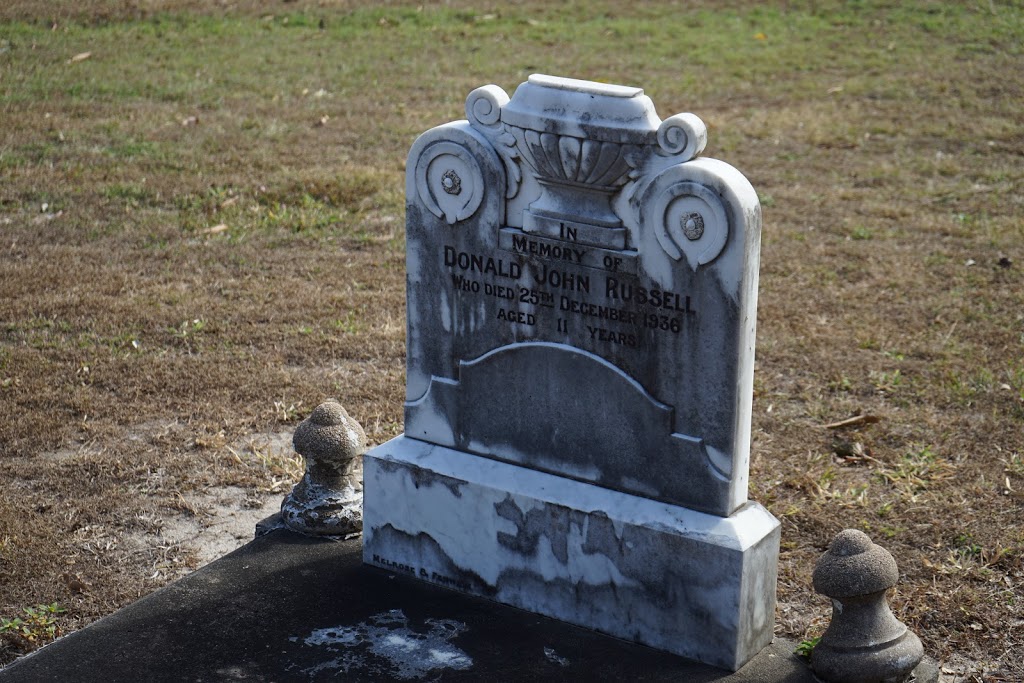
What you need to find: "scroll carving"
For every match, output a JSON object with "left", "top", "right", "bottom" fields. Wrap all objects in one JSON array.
[
  {"left": 656, "top": 113, "right": 707, "bottom": 161},
  {"left": 466, "top": 85, "right": 522, "bottom": 200}
]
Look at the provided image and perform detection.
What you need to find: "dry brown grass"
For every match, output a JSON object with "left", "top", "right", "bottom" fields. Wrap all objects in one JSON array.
[{"left": 2, "top": 1, "right": 1022, "bottom": 678}]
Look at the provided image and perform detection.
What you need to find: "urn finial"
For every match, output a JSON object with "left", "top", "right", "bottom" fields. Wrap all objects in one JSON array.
[
  {"left": 280, "top": 400, "right": 365, "bottom": 537},
  {"left": 811, "top": 529, "right": 924, "bottom": 683}
]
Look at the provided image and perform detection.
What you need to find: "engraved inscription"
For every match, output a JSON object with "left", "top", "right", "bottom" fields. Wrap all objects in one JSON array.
[
  {"left": 537, "top": 265, "right": 590, "bottom": 293},
  {"left": 511, "top": 234, "right": 586, "bottom": 264},
  {"left": 558, "top": 297, "right": 638, "bottom": 324},
  {"left": 497, "top": 309, "right": 536, "bottom": 325},
  {"left": 444, "top": 246, "right": 522, "bottom": 280},
  {"left": 501, "top": 227, "right": 638, "bottom": 275},
  {"left": 588, "top": 325, "right": 638, "bottom": 348},
  {"left": 605, "top": 278, "right": 695, "bottom": 313},
  {"left": 518, "top": 286, "right": 555, "bottom": 308},
  {"left": 442, "top": 241, "right": 695, "bottom": 343}
]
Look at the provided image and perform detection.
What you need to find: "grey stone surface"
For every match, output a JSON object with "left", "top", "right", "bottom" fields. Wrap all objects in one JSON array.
[
  {"left": 3, "top": 529, "right": 945, "bottom": 683},
  {"left": 364, "top": 74, "right": 778, "bottom": 671},
  {"left": 280, "top": 400, "right": 365, "bottom": 537},
  {"left": 364, "top": 437, "right": 780, "bottom": 671},
  {"left": 811, "top": 529, "right": 925, "bottom": 683},
  {"left": 404, "top": 74, "right": 762, "bottom": 516}
]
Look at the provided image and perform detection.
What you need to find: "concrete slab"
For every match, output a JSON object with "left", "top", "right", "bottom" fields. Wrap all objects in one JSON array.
[{"left": 0, "top": 528, "right": 939, "bottom": 682}]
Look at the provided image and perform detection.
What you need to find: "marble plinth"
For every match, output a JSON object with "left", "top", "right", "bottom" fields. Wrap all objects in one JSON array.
[{"left": 362, "top": 436, "right": 780, "bottom": 671}]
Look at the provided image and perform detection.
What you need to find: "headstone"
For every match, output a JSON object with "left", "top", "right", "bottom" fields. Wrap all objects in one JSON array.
[{"left": 362, "top": 74, "right": 780, "bottom": 671}]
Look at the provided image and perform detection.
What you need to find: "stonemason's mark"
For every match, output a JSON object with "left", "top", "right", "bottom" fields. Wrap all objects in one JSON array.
[
  {"left": 430, "top": 571, "right": 472, "bottom": 592},
  {"left": 371, "top": 554, "right": 416, "bottom": 576},
  {"left": 369, "top": 555, "right": 473, "bottom": 592}
]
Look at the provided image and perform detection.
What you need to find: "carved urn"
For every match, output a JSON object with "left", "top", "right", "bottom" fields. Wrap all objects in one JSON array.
[{"left": 497, "top": 75, "right": 708, "bottom": 249}]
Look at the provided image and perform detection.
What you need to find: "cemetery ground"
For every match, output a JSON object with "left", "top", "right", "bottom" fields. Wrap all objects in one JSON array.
[{"left": 0, "top": 0, "right": 1021, "bottom": 679}]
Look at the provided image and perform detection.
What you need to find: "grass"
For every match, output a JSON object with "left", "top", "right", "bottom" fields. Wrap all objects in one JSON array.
[
  {"left": 794, "top": 636, "right": 820, "bottom": 660},
  {"left": 0, "top": 603, "right": 66, "bottom": 647},
  {"left": 1, "top": 0, "right": 1023, "bottom": 678}
]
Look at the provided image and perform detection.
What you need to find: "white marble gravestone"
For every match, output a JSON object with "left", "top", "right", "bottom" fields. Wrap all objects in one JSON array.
[{"left": 362, "top": 75, "right": 780, "bottom": 671}]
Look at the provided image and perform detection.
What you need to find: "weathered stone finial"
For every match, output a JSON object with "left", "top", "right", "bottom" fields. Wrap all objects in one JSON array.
[
  {"left": 811, "top": 529, "right": 924, "bottom": 683},
  {"left": 281, "top": 400, "right": 365, "bottom": 537}
]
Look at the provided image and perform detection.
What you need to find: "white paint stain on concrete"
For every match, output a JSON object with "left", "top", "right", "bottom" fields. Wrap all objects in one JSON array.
[
  {"left": 543, "top": 646, "right": 570, "bottom": 667},
  {"left": 300, "top": 609, "right": 472, "bottom": 680}
]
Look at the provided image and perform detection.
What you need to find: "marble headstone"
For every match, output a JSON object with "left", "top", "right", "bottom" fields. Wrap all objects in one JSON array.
[{"left": 363, "top": 75, "right": 780, "bottom": 671}]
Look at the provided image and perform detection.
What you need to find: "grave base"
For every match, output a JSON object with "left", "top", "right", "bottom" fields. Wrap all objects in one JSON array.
[
  {"left": 362, "top": 436, "right": 781, "bottom": 671},
  {"left": 1, "top": 518, "right": 941, "bottom": 682}
]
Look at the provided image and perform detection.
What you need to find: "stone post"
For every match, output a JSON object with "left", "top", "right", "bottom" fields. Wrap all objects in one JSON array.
[
  {"left": 280, "top": 400, "right": 365, "bottom": 537},
  {"left": 811, "top": 529, "right": 924, "bottom": 683}
]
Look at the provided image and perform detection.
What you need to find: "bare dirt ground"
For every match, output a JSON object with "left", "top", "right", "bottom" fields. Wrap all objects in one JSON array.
[{"left": 1, "top": 1, "right": 1022, "bottom": 680}]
